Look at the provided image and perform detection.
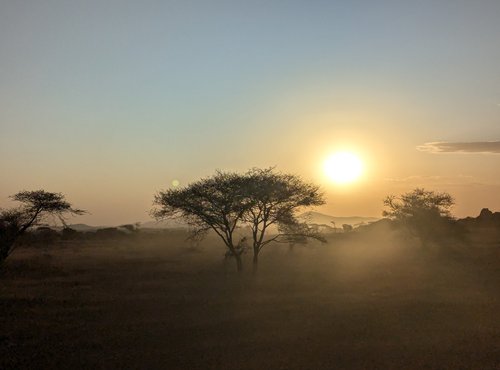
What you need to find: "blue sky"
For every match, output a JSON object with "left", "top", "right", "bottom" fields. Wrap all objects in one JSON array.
[{"left": 1, "top": 1, "right": 500, "bottom": 224}]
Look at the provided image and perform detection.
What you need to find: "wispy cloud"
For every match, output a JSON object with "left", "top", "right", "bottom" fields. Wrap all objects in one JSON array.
[
  {"left": 417, "top": 141, "right": 500, "bottom": 154},
  {"left": 384, "top": 175, "right": 480, "bottom": 186}
]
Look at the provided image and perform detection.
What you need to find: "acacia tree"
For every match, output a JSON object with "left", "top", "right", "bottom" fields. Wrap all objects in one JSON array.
[
  {"left": 0, "top": 190, "right": 85, "bottom": 263},
  {"left": 242, "top": 168, "right": 326, "bottom": 270},
  {"left": 151, "top": 171, "right": 251, "bottom": 272},
  {"left": 383, "top": 188, "right": 455, "bottom": 244}
]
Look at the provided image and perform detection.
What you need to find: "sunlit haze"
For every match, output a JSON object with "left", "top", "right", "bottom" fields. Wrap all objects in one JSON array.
[
  {"left": 2, "top": 4, "right": 500, "bottom": 368},
  {"left": 324, "top": 152, "right": 363, "bottom": 184},
  {"left": 1, "top": 1, "right": 500, "bottom": 224}
]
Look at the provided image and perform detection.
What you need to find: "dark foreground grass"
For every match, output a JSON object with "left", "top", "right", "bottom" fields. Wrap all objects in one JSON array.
[{"left": 1, "top": 233, "right": 499, "bottom": 369}]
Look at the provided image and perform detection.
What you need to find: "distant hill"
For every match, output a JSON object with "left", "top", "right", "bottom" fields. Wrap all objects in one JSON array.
[{"left": 299, "top": 211, "right": 379, "bottom": 227}]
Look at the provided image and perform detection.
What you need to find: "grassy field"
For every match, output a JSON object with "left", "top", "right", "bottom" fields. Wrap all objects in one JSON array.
[{"left": 1, "top": 231, "right": 499, "bottom": 369}]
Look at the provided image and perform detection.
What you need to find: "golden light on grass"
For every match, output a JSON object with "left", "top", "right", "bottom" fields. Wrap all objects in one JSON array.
[{"left": 323, "top": 151, "right": 363, "bottom": 184}]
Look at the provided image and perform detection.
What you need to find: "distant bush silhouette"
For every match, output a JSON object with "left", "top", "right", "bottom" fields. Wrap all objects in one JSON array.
[
  {"left": 95, "top": 227, "right": 127, "bottom": 239},
  {"left": 34, "top": 227, "right": 60, "bottom": 245},
  {"left": 0, "top": 190, "right": 85, "bottom": 264},
  {"left": 61, "top": 227, "right": 78, "bottom": 240},
  {"left": 383, "top": 188, "right": 455, "bottom": 246},
  {"left": 342, "top": 224, "right": 353, "bottom": 233},
  {"left": 119, "top": 223, "right": 140, "bottom": 233}
]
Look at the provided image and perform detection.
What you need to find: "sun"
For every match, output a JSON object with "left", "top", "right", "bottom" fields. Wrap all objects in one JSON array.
[{"left": 323, "top": 151, "right": 363, "bottom": 184}]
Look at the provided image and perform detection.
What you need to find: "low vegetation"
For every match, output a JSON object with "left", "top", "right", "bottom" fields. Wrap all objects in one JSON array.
[{"left": 1, "top": 217, "right": 499, "bottom": 369}]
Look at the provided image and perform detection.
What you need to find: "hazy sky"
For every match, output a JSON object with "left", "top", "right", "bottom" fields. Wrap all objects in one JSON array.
[{"left": 1, "top": 1, "right": 500, "bottom": 225}]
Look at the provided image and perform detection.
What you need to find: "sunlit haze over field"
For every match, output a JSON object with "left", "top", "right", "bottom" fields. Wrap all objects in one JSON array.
[
  {"left": 2, "top": 3, "right": 500, "bottom": 370},
  {"left": 1, "top": 1, "right": 500, "bottom": 225}
]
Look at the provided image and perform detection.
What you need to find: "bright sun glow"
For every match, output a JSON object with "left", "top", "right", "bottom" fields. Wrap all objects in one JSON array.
[{"left": 324, "top": 152, "right": 363, "bottom": 184}]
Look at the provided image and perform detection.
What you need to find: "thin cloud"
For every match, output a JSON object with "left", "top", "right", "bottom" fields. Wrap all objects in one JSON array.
[
  {"left": 417, "top": 141, "right": 500, "bottom": 154},
  {"left": 384, "top": 175, "right": 480, "bottom": 186}
]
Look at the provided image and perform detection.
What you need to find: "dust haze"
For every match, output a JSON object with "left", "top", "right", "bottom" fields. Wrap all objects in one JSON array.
[
  {"left": 1, "top": 212, "right": 499, "bottom": 369},
  {"left": 2, "top": 1, "right": 500, "bottom": 368}
]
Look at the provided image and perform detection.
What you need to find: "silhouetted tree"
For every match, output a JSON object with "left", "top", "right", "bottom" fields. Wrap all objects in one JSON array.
[
  {"left": 242, "top": 168, "right": 326, "bottom": 271},
  {"left": 0, "top": 190, "right": 85, "bottom": 263},
  {"left": 383, "top": 188, "right": 455, "bottom": 245},
  {"left": 152, "top": 171, "right": 250, "bottom": 272}
]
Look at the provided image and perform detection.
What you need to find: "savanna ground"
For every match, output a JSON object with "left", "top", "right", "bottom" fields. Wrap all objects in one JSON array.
[{"left": 1, "top": 229, "right": 499, "bottom": 369}]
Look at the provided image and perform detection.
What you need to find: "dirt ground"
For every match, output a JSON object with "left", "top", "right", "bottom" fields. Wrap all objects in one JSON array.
[{"left": 1, "top": 232, "right": 499, "bottom": 369}]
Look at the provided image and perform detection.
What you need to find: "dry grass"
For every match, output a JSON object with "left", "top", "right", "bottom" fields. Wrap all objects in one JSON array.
[{"left": 1, "top": 231, "right": 499, "bottom": 369}]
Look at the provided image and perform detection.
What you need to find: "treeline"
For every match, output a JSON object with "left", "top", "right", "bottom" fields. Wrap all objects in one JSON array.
[
  {"left": 2, "top": 167, "right": 499, "bottom": 271},
  {"left": 14, "top": 225, "right": 188, "bottom": 246},
  {"left": 18, "top": 224, "right": 140, "bottom": 244}
]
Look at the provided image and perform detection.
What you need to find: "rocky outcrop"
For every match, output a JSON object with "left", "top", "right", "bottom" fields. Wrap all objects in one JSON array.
[
  {"left": 457, "top": 208, "right": 500, "bottom": 246},
  {"left": 459, "top": 208, "right": 500, "bottom": 225}
]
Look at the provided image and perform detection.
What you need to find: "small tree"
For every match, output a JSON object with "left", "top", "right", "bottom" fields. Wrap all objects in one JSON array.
[
  {"left": 0, "top": 190, "right": 85, "bottom": 263},
  {"left": 242, "top": 168, "right": 326, "bottom": 270},
  {"left": 383, "top": 188, "right": 455, "bottom": 245},
  {"left": 152, "top": 171, "right": 250, "bottom": 272},
  {"left": 342, "top": 224, "right": 353, "bottom": 233}
]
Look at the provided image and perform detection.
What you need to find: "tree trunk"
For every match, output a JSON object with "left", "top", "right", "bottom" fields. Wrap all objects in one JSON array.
[
  {"left": 235, "top": 253, "right": 243, "bottom": 272},
  {"left": 252, "top": 250, "right": 259, "bottom": 273},
  {"left": 0, "top": 238, "right": 15, "bottom": 264},
  {"left": 0, "top": 247, "right": 8, "bottom": 264}
]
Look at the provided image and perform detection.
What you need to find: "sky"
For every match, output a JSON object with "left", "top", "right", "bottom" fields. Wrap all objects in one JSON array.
[{"left": 1, "top": 0, "right": 500, "bottom": 225}]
